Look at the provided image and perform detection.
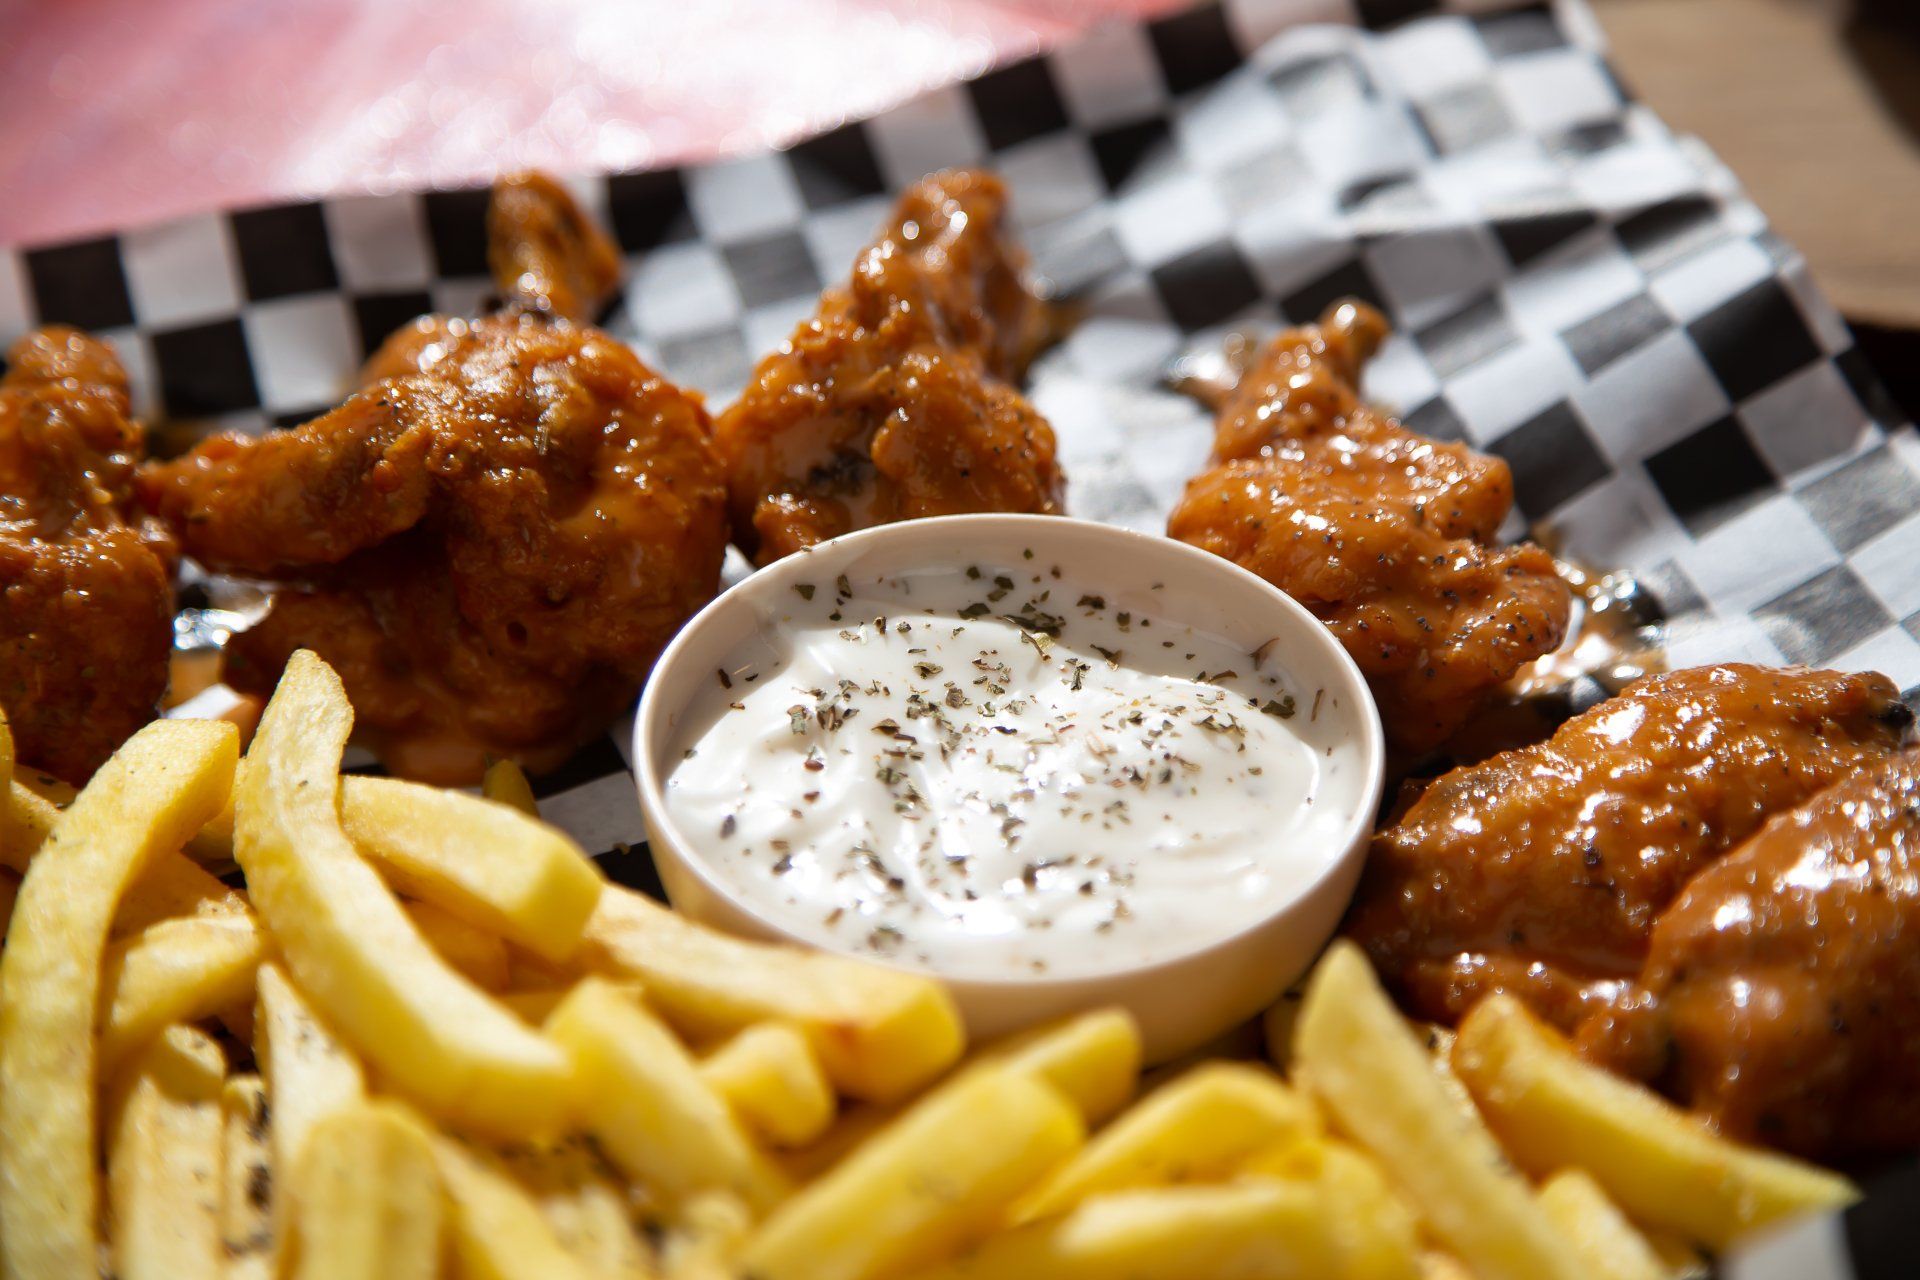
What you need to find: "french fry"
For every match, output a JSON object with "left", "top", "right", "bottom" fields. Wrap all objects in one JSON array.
[
  {"left": 661, "top": 1190, "right": 752, "bottom": 1280},
  {"left": 0, "top": 779, "right": 63, "bottom": 873},
  {"left": 499, "top": 1138, "right": 655, "bottom": 1277},
  {"left": 1015, "top": 1062, "right": 1316, "bottom": 1224},
  {"left": 581, "top": 884, "right": 964, "bottom": 1102},
  {"left": 429, "top": 1130, "right": 595, "bottom": 1280},
  {"left": 546, "top": 977, "right": 787, "bottom": 1211},
  {"left": 773, "top": 1101, "right": 900, "bottom": 1184},
  {"left": 339, "top": 774, "right": 602, "bottom": 962},
  {"left": 115, "top": 849, "right": 250, "bottom": 935},
  {"left": 1535, "top": 1168, "right": 1667, "bottom": 1280},
  {"left": 288, "top": 1101, "right": 444, "bottom": 1280},
  {"left": 1292, "top": 942, "right": 1584, "bottom": 1280},
  {"left": 1240, "top": 1138, "right": 1422, "bottom": 1280},
  {"left": 906, "top": 1180, "right": 1357, "bottom": 1280},
  {"left": 221, "top": 1075, "right": 275, "bottom": 1280},
  {"left": 255, "top": 963, "right": 367, "bottom": 1181},
  {"left": 105, "top": 1024, "right": 228, "bottom": 1280},
  {"left": 0, "top": 718, "right": 237, "bottom": 1278},
  {"left": 738, "top": 1066, "right": 1083, "bottom": 1280},
  {"left": 407, "top": 897, "right": 512, "bottom": 990},
  {"left": 483, "top": 758, "right": 540, "bottom": 815},
  {"left": 976, "top": 1008, "right": 1142, "bottom": 1126},
  {"left": 235, "top": 651, "right": 570, "bottom": 1139},
  {"left": 101, "top": 913, "right": 265, "bottom": 1071},
  {"left": 1450, "top": 993, "right": 1857, "bottom": 1249},
  {"left": 0, "top": 869, "right": 17, "bottom": 938},
  {"left": 701, "top": 1021, "right": 837, "bottom": 1149}
]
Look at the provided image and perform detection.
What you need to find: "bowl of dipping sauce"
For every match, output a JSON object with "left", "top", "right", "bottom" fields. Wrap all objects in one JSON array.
[{"left": 634, "top": 514, "right": 1384, "bottom": 1060}]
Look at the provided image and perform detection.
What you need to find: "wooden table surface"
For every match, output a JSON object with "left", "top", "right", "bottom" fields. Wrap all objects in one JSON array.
[{"left": 1597, "top": 0, "right": 1920, "bottom": 331}]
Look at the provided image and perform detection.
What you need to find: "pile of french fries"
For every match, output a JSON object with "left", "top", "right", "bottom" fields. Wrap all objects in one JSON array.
[{"left": 0, "top": 649, "right": 1860, "bottom": 1279}]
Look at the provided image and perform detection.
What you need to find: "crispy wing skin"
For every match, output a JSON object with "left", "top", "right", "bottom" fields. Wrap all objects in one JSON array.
[
  {"left": 1168, "top": 301, "right": 1571, "bottom": 755},
  {"left": 138, "top": 315, "right": 728, "bottom": 782},
  {"left": 715, "top": 168, "right": 1063, "bottom": 563},
  {"left": 0, "top": 327, "right": 174, "bottom": 781},
  {"left": 1576, "top": 750, "right": 1920, "bottom": 1160},
  {"left": 1348, "top": 664, "right": 1913, "bottom": 1031}
]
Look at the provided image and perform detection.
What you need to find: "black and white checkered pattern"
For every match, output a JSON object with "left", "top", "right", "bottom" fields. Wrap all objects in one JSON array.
[{"left": 3, "top": 3, "right": 1916, "bottom": 1263}]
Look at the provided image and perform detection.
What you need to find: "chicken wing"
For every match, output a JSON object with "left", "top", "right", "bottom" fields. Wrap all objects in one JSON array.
[
  {"left": 1168, "top": 301, "right": 1572, "bottom": 756},
  {"left": 0, "top": 327, "right": 175, "bottom": 781},
  {"left": 138, "top": 181, "right": 727, "bottom": 783},
  {"left": 714, "top": 168, "right": 1064, "bottom": 563},
  {"left": 1574, "top": 748, "right": 1920, "bottom": 1160},
  {"left": 1347, "top": 664, "right": 1913, "bottom": 1031}
]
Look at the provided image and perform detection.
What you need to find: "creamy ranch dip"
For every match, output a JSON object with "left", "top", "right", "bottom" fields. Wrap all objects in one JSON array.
[{"left": 663, "top": 558, "right": 1363, "bottom": 979}]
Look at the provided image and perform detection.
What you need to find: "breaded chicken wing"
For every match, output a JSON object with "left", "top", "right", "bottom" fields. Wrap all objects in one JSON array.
[
  {"left": 1577, "top": 749, "right": 1920, "bottom": 1160},
  {"left": 715, "top": 169, "right": 1064, "bottom": 563},
  {"left": 1347, "top": 664, "right": 1912, "bottom": 1031},
  {"left": 139, "top": 181, "right": 727, "bottom": 783},
  {"left": 0, "top": 327, "right": 175, "bottom": 781},
  {"left": 1168, "top": 301, "right": 1571, "bottom": 756}
]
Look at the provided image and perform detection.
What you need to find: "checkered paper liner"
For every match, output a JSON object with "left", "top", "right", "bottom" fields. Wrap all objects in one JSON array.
[{"left": 5, "top": 1, "right": 1917, "bottom": 1270}]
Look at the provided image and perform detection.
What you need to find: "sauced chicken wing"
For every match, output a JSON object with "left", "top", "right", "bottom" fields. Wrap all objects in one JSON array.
[
  {"left": 1347, "top": 664, "right": 1912, "bottom": 1031},
  {"left": 715, "top": 169, "right": 1064, "bottom": 564},
  {"left": 138, "top": 181, "right": 727, "bottom": 783},
  {"left": 1168, "top": 302, "right": 1571, "bottom": 756},
  {"left": 0, "top": 328, "right": 174, "bottom": 781},
  {"left": 1577, "top": 750, "right": 1920, "bottom": 1160}
]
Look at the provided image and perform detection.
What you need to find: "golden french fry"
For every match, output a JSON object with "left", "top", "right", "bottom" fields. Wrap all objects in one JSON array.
[
  {"left": 429, "top": 1130, "right": 594, "bottom": 1280},
  {"left": 1293, "top": 943, "right": 1583, "bottom": 1280},
  {"left": 105, "top": 1024, "right": 228, "bottom": 1280},
  {"left": 1451, "top": 994, "right": 1856, "bottom": 1250},
  {"left": 288, "top": 1101, "right": 444, "bottom": 1280},
  {"left": 907, "top": 1179, "right": 1358, "bottom": 1280},
  {"left": 115, "top": 849, "right": 249, "bottom": 936},
  {"left": 581, "top": 884, "right": 963, "bottom": 1102},
  {"left": 1, "top": 779, "right": 62, "bottom": 874},
  {"left": 340, "top": 774, "right": 602, "bottom": 962},
  {"left": 0, "top": 718, "right": 237, "bottom": 1278},
  {"left": 773, "top": 1101, "right": 900, "bottom": 1184},
  {"left": 739, "top": 1066, "right": 1083, "bottom": 1280},
  {"left": 235, "top": 651, "right": 569, "bottom": 1139},
  {"left": 1016, "top": 1062, "right": 1316, "bottom": 1224},
  {"left": 1536, "top": 1168, "right": 1667, "bottom": 1280},
  {"left": 101, "top": 913, "right": 265, "bottom": 1071},
  {"left": 221, "top": 1075, "right": 275, "bottom": 1280},
  {"left": 976, "top": 1009, "right": 1142, "bottom": 1127},
  {"left": 546, "top": 978, "right": 787, "bottom": 1212},
  {"left": 1240, "top": 1138, "right": 1421, "bottom": 1280},
  {"left": 499, "top": 1138, "right": 655, "bottom": 1277},
  {"left": 406, "top": 898, "right": 511, "bottom": 990},
  {"left": 1419, "top": 1253, "right": 1476, "bottom": 1280},
  {"left": 255, "top": 963, "right": 367, "bottom": 1183},
  {"left": 661, "top": 1190, "right": 752, "bottom": 1280},
  {"left": 483, "top": 758, "right": 540, "bottom": 815},
  {"left": 0, "top": 869, "right": 17, "bottom": 938},
  {"left": 701, "top": 1021, "right": 837, "bottom": 1149}
]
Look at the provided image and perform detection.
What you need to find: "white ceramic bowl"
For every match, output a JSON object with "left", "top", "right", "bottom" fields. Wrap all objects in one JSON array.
[{"left": 634, "top": 514, "right": 1385, "bottom": 1062}]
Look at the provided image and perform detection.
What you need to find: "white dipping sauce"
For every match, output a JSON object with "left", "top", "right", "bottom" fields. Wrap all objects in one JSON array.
[{"left": 664, "top": 559, "right": 1359, "bottom": 979}]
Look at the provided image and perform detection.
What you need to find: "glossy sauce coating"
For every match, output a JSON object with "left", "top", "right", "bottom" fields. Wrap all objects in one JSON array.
[
  {"left": 1578, "top": 750, "right": 1920, "bottom": 1160},
  {"left": 714, "top": 169, "right": 1064, "bottom": 564},
  {"left": 140, "top": 315, "right": 726, "bottom": 783},
  {"left": 1168, "top": 302, "right": 1570, "bottom": 755},
  {"left": 0, "top": 327, "right": 174, "bottom": 781},
  {"left": 1347, "top": 664, "right": 1912, "bottom": 1030}
]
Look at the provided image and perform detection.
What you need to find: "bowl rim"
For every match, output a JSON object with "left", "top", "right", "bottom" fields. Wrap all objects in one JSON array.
[{"left": 633, "top": 512, "right": 1387, "bottom": 991}]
